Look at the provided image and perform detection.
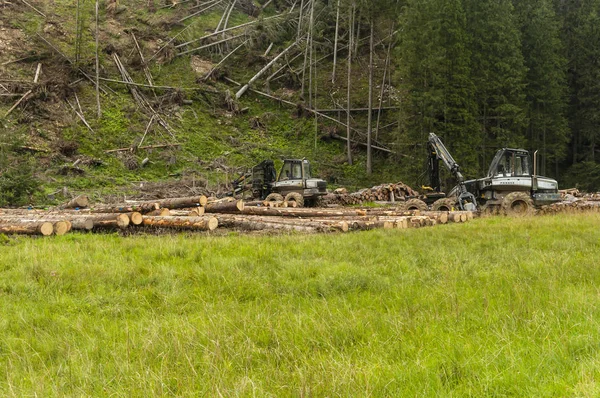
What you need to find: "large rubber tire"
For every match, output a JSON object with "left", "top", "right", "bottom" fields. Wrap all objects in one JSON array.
[
  {"left": 502, "top": 192, "right": 535, "bottom": 216},
  {"left": 405, "top": 198, "right": 428, "bottom": 212},
  {"left": 265, "top": 193, "right": 284, "bottom": 203},
  {"left": 432, "top": 197, "right": 457, "bottom": 212},
  {"left": 285, "top": 192, "right": 305, "bottom": 208}
]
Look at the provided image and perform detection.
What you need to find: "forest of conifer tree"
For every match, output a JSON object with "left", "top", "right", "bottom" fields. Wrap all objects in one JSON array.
[{"left": 392, "top": 0, "right": 600, "bottom": 189}]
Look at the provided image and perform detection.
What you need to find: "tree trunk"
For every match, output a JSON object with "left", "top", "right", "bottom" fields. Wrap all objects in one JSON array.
[
  {"left": 204, "top": 199, "right": 244, "bottom": 213},
  {"left": 366, "top": 19, "right": 374, "bottom": 175},
  {"left": 141, "top": 216, "right": 219, "bottom": 231},
  {"left": 63, "top": 195, "right": 89, "bottom": 209},
  {"left": 95, "top": 0, "right": 101, "bottom": 118},
  {"left": 346, "top": 4, "right": 354, "bottom": 165},
  {"left": 307, "top": 0, "right": 315, "bottom": 108},
  {"left": 375, "top": 24, "right": 394, "bottom": 141},
  {"left": 216, "top": 215, "right": 349, "bottom": 232},
  {"left": 331, "top": 0, "right": 340, "bottom": 83},
  {"left": 91, "top": 202, "right": 160, "bottom": 214},
  {"left": 235, "top": 42, "right": 296, "bottom": 98},
  {"left": 0, "top": 221, "right": 54, "bottom": 236}
]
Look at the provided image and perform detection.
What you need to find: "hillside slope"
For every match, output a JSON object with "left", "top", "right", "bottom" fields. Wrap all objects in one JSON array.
[{"left": 0, "top": 0, "right": 402, "bottom": 205}]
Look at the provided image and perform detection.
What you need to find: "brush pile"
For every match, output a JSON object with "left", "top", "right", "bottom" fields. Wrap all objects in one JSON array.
[{"left": 321, "top": 182, "right": 419, "bottom": 206}]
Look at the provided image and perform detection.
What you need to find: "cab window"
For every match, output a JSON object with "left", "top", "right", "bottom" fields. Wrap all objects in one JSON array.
[
  {"left": 303, "top": 162, "right": 312, "bottom": 179},
  {"left": 280, "top": 163, "right": 292, "bottom": 180},
  {"left": 291, "top": 163, "right": 302, "bottom": 179}
]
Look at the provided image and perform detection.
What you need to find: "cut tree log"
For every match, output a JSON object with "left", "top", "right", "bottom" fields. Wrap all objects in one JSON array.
[
  {"left": 141, "top": 216, "right": 218, "bottom": 231},
  {"left": 204, "top": 199, "right": 245, "bottom": 213},
  {"left": 53, "top": 221, "right": 70, "bottom": 236},
  {"left": 239, "top": 206, "right": 350, "bottom": 217},
  {"left": 0, "top": 220, "right": 54, "bottom": 235},
  {"left": 88, "top": 213, "right": 130, "bottom": 229},
  {"left": 0, "top": 215, "right": 93, "bottom": 230},
  {"left": 215, "top": 216, "right": 320, "bottom": 232},
  {"left": 215, "top": 215, "right": 349, "bottom": 232},
  {"left": 146, "top": 208, "right": 172, "bottom": 216},
  {"left": 125, "top": 212, "right": 143, "bottom": 225},
  {"left": 63, "top": 195, "right": 89, "bottom": 209},
  {"left": 91, "top": 202, "right": 160, "bottom": 214}
]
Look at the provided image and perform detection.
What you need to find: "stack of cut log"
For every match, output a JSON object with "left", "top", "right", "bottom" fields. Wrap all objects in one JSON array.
[
  {"left": 538, "top": 199, "right": 600, "bottom": 215},
  {"left": 0, "top": 194, "right": 475, "bottom": 236},
  {"left": 321, "top": 182, "right": 419, "bottom": 206}
]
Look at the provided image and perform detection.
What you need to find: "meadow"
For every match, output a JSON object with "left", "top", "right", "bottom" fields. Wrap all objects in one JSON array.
[{"left": 0, "top": 214, "right": 599, "bottom": 396}]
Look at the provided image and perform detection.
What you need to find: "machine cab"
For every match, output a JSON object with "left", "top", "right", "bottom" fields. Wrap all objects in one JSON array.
[
  {"left": 277, "top": 159, "right": 311, "bottom": 182},
  {"left": 487, "top": 149, "right": 531, "bottom": 178}
]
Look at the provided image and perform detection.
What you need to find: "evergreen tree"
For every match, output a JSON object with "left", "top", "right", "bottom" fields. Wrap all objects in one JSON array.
[
  {"left": 513, "top": 0, "right": 569, "bottom": 177},
  {"left": 464, "top": 0, "right": 527, "bottom": 168},
  {"left": 397, "top": 0, "right": 478, "bottom": 182},
  {"left": 570, "top": 0, "right": 600, "bottom": 164}
]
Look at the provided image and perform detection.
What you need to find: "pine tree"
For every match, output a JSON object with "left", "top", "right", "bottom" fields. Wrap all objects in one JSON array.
[
  {"left": 570, "top": 0, "right": 600, "bottom": 164},
  {"left": 464, "top": 0, "right": 527, "bottom": 168},
  {"left": 397, "top": 0, "right": 478, "bottom": 180},
  {"left": 513, "top": 0, "right": 569, "bottom": 177}
]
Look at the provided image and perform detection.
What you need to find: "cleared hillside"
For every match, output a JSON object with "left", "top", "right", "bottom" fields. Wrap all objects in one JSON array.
[{"left": 0, "top": 0, "right": 401, "bottom": 206}]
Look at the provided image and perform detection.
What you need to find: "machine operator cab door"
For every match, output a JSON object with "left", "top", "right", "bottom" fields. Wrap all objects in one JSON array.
[
  {"left": 276, "top": 159, "right": 309, "bottom": 193},
  {"left": 486, "top": 149, "right": 533, "bottom": 190}
]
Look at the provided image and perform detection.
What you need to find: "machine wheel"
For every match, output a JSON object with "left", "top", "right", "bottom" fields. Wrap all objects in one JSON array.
[
  {"left": 405, "top": 198, "right": 428, "bottom": 212},
  {"left": 265, "top": 193, "right": 284, "bottom": 203},
  {"left": 431, "top": 197, "right": 457, "bottom": 212},
  {"left": 501, "top": 192, "right": 535, "bottom": 216},
  {"left": 285, "top": 192, "right": 305, "bottom": 208}
]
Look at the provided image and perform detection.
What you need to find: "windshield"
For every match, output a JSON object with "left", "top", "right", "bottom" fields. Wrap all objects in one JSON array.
[
  {"left": 494, "top": 152, "right": 530, "bottom": 177},
  {"left": 303, "top": 161, "right": 311, "bottom": 179}
]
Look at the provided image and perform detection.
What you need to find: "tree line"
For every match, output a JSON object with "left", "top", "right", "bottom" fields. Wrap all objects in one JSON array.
[{"left": 394, "top": 0, "right": 600, "bottom": 189}]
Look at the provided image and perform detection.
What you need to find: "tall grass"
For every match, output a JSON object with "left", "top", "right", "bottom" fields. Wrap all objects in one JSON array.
[{"left": 0, "top": 214, "right": 599, "bottom": 396}]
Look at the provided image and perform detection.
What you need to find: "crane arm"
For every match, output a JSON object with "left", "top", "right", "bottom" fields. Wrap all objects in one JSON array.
[
  {"left": 428, "top": 133, "right": 465, "bottom": 184},
  {"left": 427, "top": 133, "right": 478, "bottom": 211}
]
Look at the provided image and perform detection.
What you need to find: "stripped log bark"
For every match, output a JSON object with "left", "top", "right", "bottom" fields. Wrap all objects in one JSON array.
[
  {"left": 146, "top": 208, "right": 172, "bottom": 216},
  {"left": 141, "top": 216, "right": 219, "bottom": 231},
  {"left": 63, "top": 195, "right": 89, "bottom": 209},
  {"left": 86, "top": 213, "right": 130, "bottom": 229},
  {"left": 91, "top": 202, "right": 160, "bottom": 214},
  {"left": 239, "top": 206, "right": 350, "bottom": 217},
  {"left": 0, "top": 215, "right": 94, "bottom": 231},
  {"left": 215, "top": 216, "right": 319, "bottom": 232},
  {"left": 125, "top": 212, "right": 143, "bottom": 225},
  {"left": 215, "top": 215, "right": 349, "bottom": 232},
  {"left": 54, "top": 221, "right": 70, "bottom": 236},
  {"left": 204, "top": 199, "right": 244, "bottom": 213},
  {"left": 0, "top": 220, "right": 54, "bottom": 235}
]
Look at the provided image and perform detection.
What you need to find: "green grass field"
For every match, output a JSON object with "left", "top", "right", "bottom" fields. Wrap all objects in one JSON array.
[{"left": 1, "top": 214, "right": 599, "bottom": 396}]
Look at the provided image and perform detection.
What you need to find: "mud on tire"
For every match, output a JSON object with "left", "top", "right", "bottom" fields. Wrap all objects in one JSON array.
[
  {"left": 405, "top": 198, "right": 428, "bottom": 211},
  {"left": 284, "top": 192, "right": 304, "bottom": 208},
  {"left": 501, "top": 191, "right": 535, "bottom": 216},
  {"left": 265, "top": 193, "right": 284, "bottom": 203},
  {"left": 432, "top": 197, "right": 457, "bottom": 212}
]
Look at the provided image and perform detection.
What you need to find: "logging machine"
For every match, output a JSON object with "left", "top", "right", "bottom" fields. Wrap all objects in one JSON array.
[
  {"left": 231, "top": 159, "right": 327, "bottom": 207},
  {"left": 415, "top": 133, "right": 561, "bottom": 214}
]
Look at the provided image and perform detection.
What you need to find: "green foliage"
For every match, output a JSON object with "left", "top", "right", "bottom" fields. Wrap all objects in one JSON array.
[
  {"left": 464, "top": 0, "right": 528, "bottom": 158},
  {"left": 397, "top": 0, "right": 479, "bottom": 181},
  {"left": 562, "top": 161, "right": 600, "bottom": 192},
  {"left": 0, "top": 160, "right": 40, "bottom": 207},
  {"left": 0, "top": 129, "right": 40, "bottom": 207},
  {"left": 513, "top": 0, "right": 569, "bottom": 177},
  {"left": 0, "top": 215, "right": 599, "bottom": 394}
]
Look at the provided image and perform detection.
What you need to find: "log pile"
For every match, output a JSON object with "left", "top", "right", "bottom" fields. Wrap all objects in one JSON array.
[
  {"left": 321, "top": 182, "right": 418, "bottom": 206},
  {"left": 0, "top": 194, "right": 475, "bottom": 236},
  {"left": 538, "top": 199, "right": 600, "bottom": 215}
]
